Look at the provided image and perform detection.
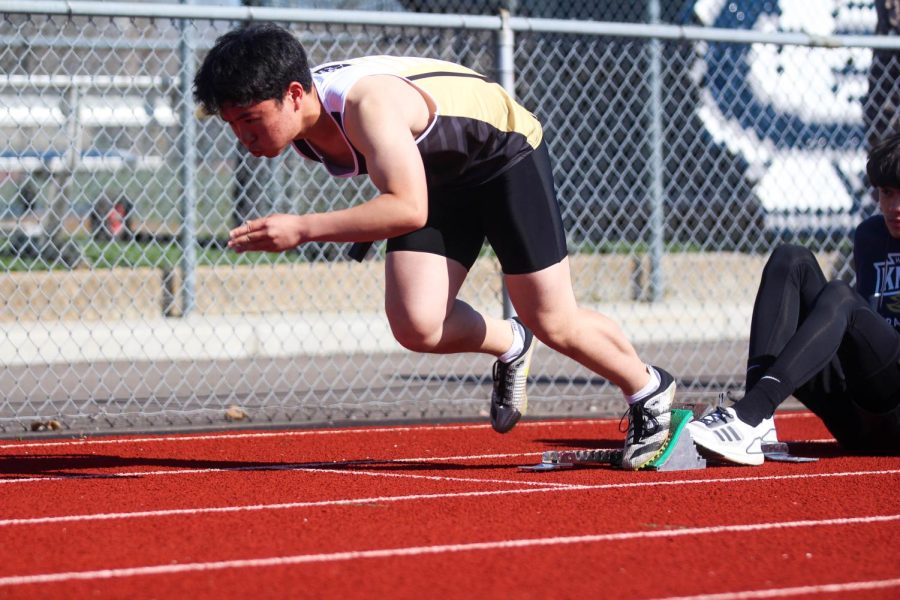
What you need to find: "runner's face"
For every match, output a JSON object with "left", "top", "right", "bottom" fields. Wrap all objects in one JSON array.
[
  {"left": 879, "top": 187, "right": 900, "bottom": 238},
  {"left": 220, "top": 96, "right": 298, "bottom": 158}
]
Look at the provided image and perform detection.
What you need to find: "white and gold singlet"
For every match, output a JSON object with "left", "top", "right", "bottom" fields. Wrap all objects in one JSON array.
[{"left": 293, "top": 56, "right": 543, "bottom": 189}]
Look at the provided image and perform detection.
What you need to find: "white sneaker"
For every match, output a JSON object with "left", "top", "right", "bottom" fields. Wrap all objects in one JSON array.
[{"left": 687, "top": 406, "right": 777, "bottom": 466}]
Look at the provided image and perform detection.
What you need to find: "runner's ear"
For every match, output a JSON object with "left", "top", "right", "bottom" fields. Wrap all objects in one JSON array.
[{"left": 286, "top": 81, "right": 305, "bottom": 107}]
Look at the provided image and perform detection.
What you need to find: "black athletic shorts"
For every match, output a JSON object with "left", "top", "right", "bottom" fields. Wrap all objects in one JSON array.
[{"left": 386, "top": 143, "right": 569, "bottom": 275}]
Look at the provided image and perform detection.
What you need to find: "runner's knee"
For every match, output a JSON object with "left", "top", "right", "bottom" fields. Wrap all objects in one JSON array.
[
  {"left": 385, "top": 307, "right": 444, "bottom": 352},
  {"left": 766, "top": 244, "right": 817, "bottom": 276}
]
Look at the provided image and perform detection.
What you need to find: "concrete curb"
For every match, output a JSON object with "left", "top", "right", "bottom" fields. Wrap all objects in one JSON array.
[{"left": 0, "top": 301, "right": 753, "bottom": 366}]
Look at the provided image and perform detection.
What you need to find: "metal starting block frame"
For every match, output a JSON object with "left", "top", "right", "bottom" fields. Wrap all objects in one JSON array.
[{"left": 759, "top": 442, "right": 818, "bottom": 463}]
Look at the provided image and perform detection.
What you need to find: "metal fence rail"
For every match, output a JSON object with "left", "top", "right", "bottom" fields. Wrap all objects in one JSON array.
[{"left": 1, "top": 1, "right": 898, "bottom": 436}]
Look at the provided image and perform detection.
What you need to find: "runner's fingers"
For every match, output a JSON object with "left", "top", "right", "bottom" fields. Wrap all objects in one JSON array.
[{"left": 230, "top": 220, "right": 254, "bottom": 239}]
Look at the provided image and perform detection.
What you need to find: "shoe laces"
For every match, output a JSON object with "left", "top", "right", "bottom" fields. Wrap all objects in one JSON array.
[
  {"left": 699, "top": 406, "right": 732, "bottom": 426},
  {"left": 492, "top": 361, "right": 511, "bottom": 405},
  {"left": 619, "top": 401, "right": 659, "bottom": 443}
]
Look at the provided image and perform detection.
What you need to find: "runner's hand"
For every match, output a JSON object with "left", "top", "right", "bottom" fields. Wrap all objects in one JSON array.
[{"left": 228, "top": 214, "right": 305, "bottom": 253}]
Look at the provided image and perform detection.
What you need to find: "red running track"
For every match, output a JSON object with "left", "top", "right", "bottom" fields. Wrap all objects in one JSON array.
[{"left": 0, "top": 411, "right": 898, "bottom": 599}]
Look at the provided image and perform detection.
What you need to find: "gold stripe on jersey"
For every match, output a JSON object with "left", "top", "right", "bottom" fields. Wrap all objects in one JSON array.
[
  {"left": 392, "top": 66, "right": 543, "bottom": 188},
  {"left": 406, "top": 70, "right": 543, "bottom": 151}
]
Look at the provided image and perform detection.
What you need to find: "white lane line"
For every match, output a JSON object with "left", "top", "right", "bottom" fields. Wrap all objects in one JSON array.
[
  {"left": 0, "top": 458, "right": 579, "bottom": 489},
  {"left": 0, "top": 419, "right": 613, "bottom": 450},
  {"left": 0, "top": 488, "right": 556, "bottom": 527},
  {"left": 650, "top": 577, "right": 900, "bottom": 600},
  {"left": 0, "top": 514, "right": 896, "bottom": 588},
  {"left": 2, "top": 469, "right": 899, "bottom": 528},
  {"left": 295, "top": 466, "right": 581, "bottom": 488},
  {"left": 0, "top": 442, "right": 885, "bottom": 486}
]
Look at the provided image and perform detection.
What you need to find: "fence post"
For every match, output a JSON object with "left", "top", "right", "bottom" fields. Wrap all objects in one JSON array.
[
  {"left": 497, "top": 8, "right": 515, "bottom": 319},
  {"left": 178, "top": 6, "right": 198, "bottom": 317},
  {"left": 44, "top": 84, "right": 82, "bottom": 266},
  {"left": 648, "top": 0, "right": 665, "bottom": 302}
]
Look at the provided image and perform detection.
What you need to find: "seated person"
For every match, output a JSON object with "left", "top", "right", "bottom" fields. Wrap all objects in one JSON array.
[{"left": 687, "top": 132, "right": 900, "bottom": 465}]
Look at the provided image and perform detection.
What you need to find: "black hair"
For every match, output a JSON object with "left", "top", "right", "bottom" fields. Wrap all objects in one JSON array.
[
  {"left": 866, "top": 131, "right": 900, "bottom": 189},
  {"left": 193, "top": 22, "right": 312, "bottom": 116}
]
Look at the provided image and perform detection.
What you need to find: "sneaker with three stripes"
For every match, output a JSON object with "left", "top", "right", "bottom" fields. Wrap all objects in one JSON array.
[{"left": 686, "top": 406, "right": 778, "bottom": 466}]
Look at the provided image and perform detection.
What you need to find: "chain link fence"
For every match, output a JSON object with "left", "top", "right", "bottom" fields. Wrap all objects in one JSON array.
[
  {"left": 1, "top": 1, "right": 898, "bottom": 436},
  {"left": 138, "top": 0, "right": 693, "bottom": 23}
]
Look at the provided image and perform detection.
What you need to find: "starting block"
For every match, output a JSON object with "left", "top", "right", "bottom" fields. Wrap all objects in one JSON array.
[
  {"left": 520, "top": 407, "right": 819, "bottom": 472},
  {"left": 521, "top": 408, "right": 706, "bottom": 472}
]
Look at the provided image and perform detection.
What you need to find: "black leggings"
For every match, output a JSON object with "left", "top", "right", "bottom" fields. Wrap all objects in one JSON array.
[{"left": 736, "top": 245, "right": 900, "bottom": 453}]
